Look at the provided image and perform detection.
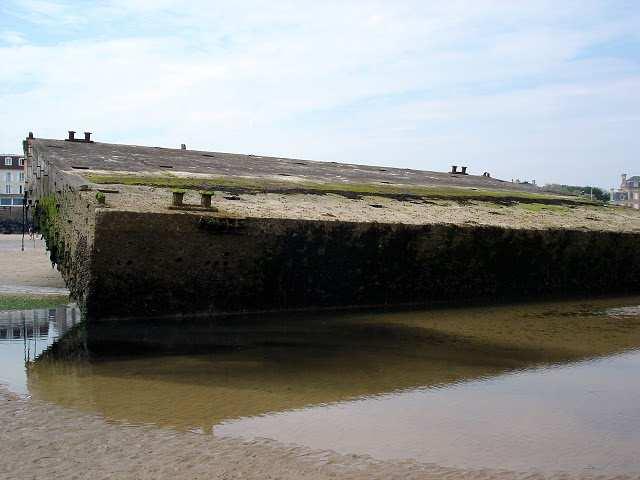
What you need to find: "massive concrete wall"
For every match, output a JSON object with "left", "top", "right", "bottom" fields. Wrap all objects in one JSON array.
[
  {"left": 27, "top": 174, "right": 640, "bottom": 321},
  {"left": 78, "top": 209, "right": 640, "bottom": 321},
  {"left": 25, "top": 137, "right": 640, "bottom": 322},
  {"left": 27, "top": 141, "right": 97, "bottom": 308},
  {"left": 33, "top": 189, "right": 96, "bottom": 307}
]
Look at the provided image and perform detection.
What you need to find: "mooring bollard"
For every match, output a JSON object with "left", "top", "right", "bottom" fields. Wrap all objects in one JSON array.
[
  {"left": 200, "top": 192, "right": 213, "bottom": 208},
  {"left": 172, "top": 190, "right": 185, "bottom": 206},
  {"left": 451, "top": 165, "right": 458, "bottom": 174},
  {"left": 460, "top": 166, "right": 468, "bottom": 174}
]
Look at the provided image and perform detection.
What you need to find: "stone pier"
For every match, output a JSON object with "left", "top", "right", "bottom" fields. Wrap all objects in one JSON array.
[{"left": 24, "top": 133, "right": 640, "bottom": 321}]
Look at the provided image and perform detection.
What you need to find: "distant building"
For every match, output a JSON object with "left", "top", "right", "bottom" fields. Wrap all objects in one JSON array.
[
  {"left": 611, "top": 174, "right": 640, "bottom": 210},
  {"left": 0, "top": 154, "right": 25, "bottom": 207}
]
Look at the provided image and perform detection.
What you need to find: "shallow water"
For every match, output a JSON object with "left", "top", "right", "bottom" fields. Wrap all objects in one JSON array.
[
  {"left": 217, "top": 351, "right": 640, "bottom": 473},
  {"left": 2, "top": 297, "right": 640, "bottom": 475},
  {"left": 0, "top": 305, "right": 80, "bottom": 395}
]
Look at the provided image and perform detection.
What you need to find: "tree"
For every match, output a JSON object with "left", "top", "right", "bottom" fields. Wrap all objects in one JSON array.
[{"left": 542, "top": 184, "right": 610, "bottom": 201}]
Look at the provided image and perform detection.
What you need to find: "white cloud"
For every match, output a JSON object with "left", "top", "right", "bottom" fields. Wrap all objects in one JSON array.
[
  {"left": 0, "top": 31, "right": 27, "bottom": 45},
  {"left": 1, "top": 0, "right": 639, "bottom": 187}
]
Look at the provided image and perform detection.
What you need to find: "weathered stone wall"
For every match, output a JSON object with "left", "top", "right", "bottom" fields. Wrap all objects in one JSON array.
[
  {"left": 84, "top": 210, "right": 640, "bottom": 321},
  {"left": 33, "top": 190, "right": 96, "bottom": 308},
  {"left": 24, "top": 138, "right": 640, "bottom": 322},
  {"left": 28, "top": 143, "right": 98, "bottom": 309}
]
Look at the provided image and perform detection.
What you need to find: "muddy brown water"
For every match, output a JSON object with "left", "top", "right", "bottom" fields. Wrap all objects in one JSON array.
[{"left": 2, "top": 297, "right": 640, "bottom": 475}]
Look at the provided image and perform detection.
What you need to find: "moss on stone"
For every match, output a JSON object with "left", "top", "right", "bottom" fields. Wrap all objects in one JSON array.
[
  {"left": 85, "top": 173, "right": 598, "bottom": 206},
  {"left": 35, "top": 194, "right": 63, "bottom": 266}
]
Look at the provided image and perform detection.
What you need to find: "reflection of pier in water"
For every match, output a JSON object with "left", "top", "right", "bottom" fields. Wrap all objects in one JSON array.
[
  {"left": 0, "top": 305, "right": 81, "bottom": 361},
  {"left": 18, "top": 296, "right": 640, "bottom": 434}
]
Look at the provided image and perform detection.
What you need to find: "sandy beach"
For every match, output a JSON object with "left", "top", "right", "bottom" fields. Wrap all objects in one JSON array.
[
  {"left": 2, "top": 388, "right": 623, "bottom": 480},
  {"left": 2, "top": 390, "right": 422, "bottom": 480},
  {"left": 0, "top": 234, "right": 68, "bottom": 294}
]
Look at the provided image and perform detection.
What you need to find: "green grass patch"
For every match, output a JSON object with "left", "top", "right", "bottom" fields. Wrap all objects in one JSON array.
[
  {"left": 87, "top": 173, "right": 279, "bottom": 192},
  {"left": 85, "top": 173, "right": 596, "bottom": 206},
  {"left": 0, "top": 294, "right": 70, "bottom": 312}
]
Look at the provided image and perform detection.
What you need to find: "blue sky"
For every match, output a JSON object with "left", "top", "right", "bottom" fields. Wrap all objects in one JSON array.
[{"left": 1, "top": 0, "right": 639, "bottom": 188}]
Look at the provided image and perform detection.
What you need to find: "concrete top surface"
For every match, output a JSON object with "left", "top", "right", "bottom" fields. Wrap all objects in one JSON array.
[
  {"left": 91, "top": 185, "right": 640, "bottom": 232},
  {"left": 27, "top": 138, "right": 640, "bottom": 232},
  {"left": 33, "top": 138, "right": 537, "bottom": 193}
]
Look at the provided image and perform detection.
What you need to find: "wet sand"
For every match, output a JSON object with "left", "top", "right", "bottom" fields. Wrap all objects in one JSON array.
[
  {"left": 0, "top": 234, "right": 68, "bottom": 293},
  {"left": 1, "top": 388, "right": 627, "bottom": 480}
]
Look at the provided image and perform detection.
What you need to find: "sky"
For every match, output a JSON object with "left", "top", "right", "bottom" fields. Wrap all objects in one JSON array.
[{"left": 1, "top": 1, "right": 639, "bottom": 188}]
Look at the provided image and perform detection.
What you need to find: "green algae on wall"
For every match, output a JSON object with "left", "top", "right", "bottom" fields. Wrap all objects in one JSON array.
[
  {"left": 34, "top": 194, "right": 63, "bottom": 267},
  {"left": 33, "top": 191, "right": 95, "bottom": 312}
]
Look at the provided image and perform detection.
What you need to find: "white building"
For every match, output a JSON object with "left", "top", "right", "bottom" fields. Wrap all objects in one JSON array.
[
  {"left": 0, "top": 154, "right": 25, "bottom": 206},
  {"left": 611, "top": 174, "right": 640, "bottom": 210}
]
